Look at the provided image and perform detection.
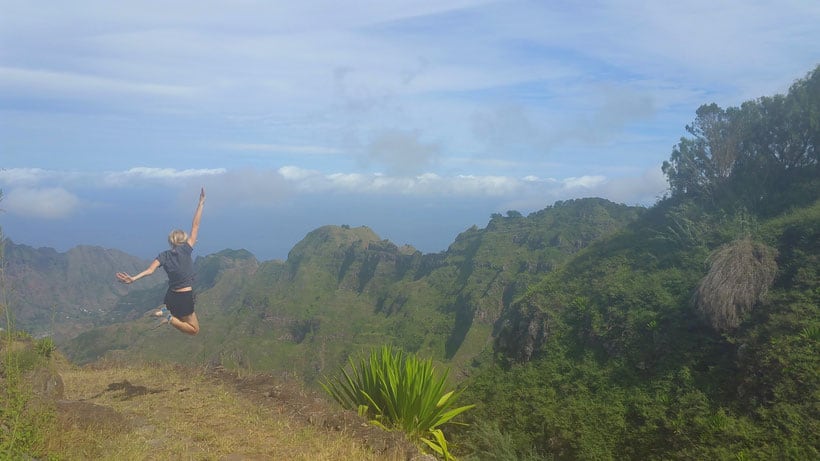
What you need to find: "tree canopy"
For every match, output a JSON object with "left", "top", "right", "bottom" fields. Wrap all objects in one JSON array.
[{"left": 663, "top": 65, "right": 819, "bottom": 214}]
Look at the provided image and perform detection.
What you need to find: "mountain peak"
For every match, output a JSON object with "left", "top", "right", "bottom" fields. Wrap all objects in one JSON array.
[{"left": 287, "top": 225, "right": 382, "bottom": 260}]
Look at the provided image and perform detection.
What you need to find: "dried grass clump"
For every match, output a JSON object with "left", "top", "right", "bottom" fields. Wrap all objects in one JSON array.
[{"left": 694, "top": 238, "right": 778, "bottom": 331}]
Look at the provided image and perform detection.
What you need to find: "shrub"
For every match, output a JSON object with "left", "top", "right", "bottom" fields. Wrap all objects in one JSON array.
[
  {"left": 322, "top": 345, "right": 475, "bottom": 460},
  {"left": 35, "top": 337, "right": 56, "bottom": 358},
  {"left": 694, "top": 238, "right": 778, "bottom": 330},
  {"left": 1, "top": 336, "right": 53, "bottom": 458}
]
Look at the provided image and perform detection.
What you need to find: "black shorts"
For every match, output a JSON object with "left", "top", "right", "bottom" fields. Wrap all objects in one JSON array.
[{"left": 164, "top": 289, "right": 195, "bottom": 318}]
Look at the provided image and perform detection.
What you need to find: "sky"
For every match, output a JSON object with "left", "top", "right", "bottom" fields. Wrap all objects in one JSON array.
[{"left": 1, "top": 0, "right": 819, "bottom": 261}]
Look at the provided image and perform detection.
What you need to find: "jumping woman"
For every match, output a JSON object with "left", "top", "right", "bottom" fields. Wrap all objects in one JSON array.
[{"left": 116, "top": 188, "right": 206, "bottom": 335}]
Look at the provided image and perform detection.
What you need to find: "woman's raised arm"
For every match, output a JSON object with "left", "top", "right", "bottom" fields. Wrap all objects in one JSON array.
[{"left": 187, "top": 187, "right": 206, "bottom": 247}]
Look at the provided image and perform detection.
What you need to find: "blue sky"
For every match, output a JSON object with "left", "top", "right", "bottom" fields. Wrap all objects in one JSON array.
[{"left": 1, "top": 0, "right": 819, "bottom": 260}]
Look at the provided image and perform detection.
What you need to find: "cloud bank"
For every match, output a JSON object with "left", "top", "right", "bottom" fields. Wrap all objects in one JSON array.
[
  {"left": 1, "top": 0, "right": 816, "bottom": 258},
  {"left": 1, "top": 165, "right": 667, "bottom": 218},
  {"left": 3, "top": 187, "right": 81, "bottom": 219}
]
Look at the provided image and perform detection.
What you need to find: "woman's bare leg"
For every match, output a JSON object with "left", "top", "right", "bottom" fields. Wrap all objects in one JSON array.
[{"left": 170, "top": 312, "right": 200, "bottom": 335}]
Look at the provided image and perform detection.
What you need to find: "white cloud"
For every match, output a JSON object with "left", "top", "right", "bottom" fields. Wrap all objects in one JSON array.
[
  {"left": 3, "top": 187, "right": 81, "bottom": 219},
  {"left": 595, "top": 166, "right": 669, "bottom": 205},
  {"left": 0, "top": 66, "right": 197, "bottom": 100},
  {"left": 269, "top": 165, "right": 667, "bottom": 203},
  {"left": 0, "top": 168, "right": 53, "bottom": 185},
  {"left": 563, "top": 176, "right": 607, "bottom": 189},
  {"left": 278, "top": 166, "right": 319, "bottom": 181},
  {"left": 0, "top": 165, "right": 670, "bottom": 210},
  {"left": 0, "top": 165, "right": 670, "bottom": 260},
  {"left": 275, "top": 167, "right": 523, "bottom": 197},
  {"left": 103, "top": 167, "right": 227, "bottom": 187},
  {"left": 0, "top": 168, "right": 93, "bottom": 189}
]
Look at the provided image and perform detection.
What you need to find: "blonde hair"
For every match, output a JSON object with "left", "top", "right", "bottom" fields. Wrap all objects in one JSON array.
[{"left": 168, "top": 229, "right": 188, "bottom": 247}]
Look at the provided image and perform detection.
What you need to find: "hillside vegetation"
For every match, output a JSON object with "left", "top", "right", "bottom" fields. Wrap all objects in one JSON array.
[{"left": 459, "top": 66, "right": 819, "bottom": 459}]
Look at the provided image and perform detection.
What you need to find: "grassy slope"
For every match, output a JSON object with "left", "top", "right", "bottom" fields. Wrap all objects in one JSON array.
[{"left": 29, "top": 354, "right": 420, "bottom": 460}]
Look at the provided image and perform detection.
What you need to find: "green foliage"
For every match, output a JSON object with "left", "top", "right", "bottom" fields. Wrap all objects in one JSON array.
[
  {"left": 477, "top": 258, "right": 814, "bottom": 459},
  {"left": 662, "top": 65, "right": 820, "bottom": 215},
  {"left": 2, "top": 224, "right": 50, "bottom": 457},
  {"left": 470, "top": 225, "right": 814, "bottom": 458},
  {"left": 1, "top": 340, "right": 53, "bottom": 459},
  {"left": 800, "top": 325, "right": 820, "bottom": 341},
  {"left": 322, "top": 345, "right": 475, "bottom": 460},
  {"left": 1, "top": 258, "right": 52, "bottom": 460},
  {"left": 459, "top": 421, "right": 541, "bottom": 461},
  {"left": 464, "top": 116, "right": 818, "bottom": 460},
  {"left": 35, "top": 337, "right": 56, "bottom": 358}
]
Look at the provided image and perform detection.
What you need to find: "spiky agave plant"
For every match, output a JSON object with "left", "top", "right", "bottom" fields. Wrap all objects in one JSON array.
[{"left": 322, "top": 345, "right": 474, "bottom": 460}]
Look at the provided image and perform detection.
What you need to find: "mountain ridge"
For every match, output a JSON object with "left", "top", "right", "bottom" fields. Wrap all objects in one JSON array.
[
  {"left": 1, "top": 239, "right": 163, "bottom": 341},
  {"left": 20, "top": 198, "right": 642, "bottom": 380}
]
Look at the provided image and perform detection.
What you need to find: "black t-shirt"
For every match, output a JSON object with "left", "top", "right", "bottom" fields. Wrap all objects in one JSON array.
[{"left": 157, "top": 242, "right": 194, "bottom": 290}]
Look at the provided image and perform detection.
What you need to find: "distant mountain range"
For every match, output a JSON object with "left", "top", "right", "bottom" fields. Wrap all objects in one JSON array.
[
  {"left": 1, "top": 241, "right": 163, "bottom": 341},
  {"left": 3, "top": 198, "right": 642, "bottom": 380}
]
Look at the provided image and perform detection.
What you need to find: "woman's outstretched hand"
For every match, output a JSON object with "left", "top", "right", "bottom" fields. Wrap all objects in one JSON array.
[{"left": 116, "top": 272, "right": 134, "bottom": 284}]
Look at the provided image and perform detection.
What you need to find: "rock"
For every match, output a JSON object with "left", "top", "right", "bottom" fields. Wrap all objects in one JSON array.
[
  {"left": 56, "top": 400, "right": 131, "bottom": 431},
  {"left": 27, "top": 367, "right": 65, "bottom": 400}
]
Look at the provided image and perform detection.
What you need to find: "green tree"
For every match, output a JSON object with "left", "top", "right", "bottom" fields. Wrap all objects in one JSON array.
[
  {"left": 663, "top": 65, "right": 819, "bottom": 214},
  {"left": 662, "top": 103, "right": 744, "bottom": 202}
]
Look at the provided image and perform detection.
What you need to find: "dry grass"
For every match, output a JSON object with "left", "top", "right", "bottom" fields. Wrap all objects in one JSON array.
[
  {"left": 694, "top": 237, "right": 778, "bottom": 331},
  {"left": 45, "top": 361, "right": 405, "bottom": 460}
]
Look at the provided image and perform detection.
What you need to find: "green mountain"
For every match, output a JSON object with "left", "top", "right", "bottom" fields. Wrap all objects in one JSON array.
[
  {"left": 462, "top": 199, "right": 819, "bottom": 459},
  {"left": 458, "top": 66, "right": 819, "bottom": 459},
  {"left": 61, "top": 201, "right": 641, "bottom": 382},
  {"left": 1, "top": 240, "right": 163, "bottom": 341}
]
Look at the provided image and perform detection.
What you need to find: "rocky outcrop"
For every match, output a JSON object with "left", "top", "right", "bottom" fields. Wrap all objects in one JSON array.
[{"left": 494, "top": 297, "right": 555, "bottom": 363}]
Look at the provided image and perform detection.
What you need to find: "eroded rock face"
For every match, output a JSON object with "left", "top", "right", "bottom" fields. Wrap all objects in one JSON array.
[{"left": 494, "top": 298, "right": 553, "bottom": 363}]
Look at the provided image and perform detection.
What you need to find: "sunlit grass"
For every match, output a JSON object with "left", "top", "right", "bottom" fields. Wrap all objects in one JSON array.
[
  {"left": 47, "top": 361, "right": 401, "bottom": 460},
  {"left": 1, "top": 337, "right": 53, "bottom": 459}
]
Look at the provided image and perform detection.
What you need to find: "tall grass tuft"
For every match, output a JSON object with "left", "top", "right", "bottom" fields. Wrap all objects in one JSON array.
[
  {"left": 322, "top": 345, "right": 474, "bottom": 460},
  {"left": 1, "top": 219, "right": 51, "bottom": 458},
  {"left": 694, "top": 237, "right": 778, "bottom": 331}
]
